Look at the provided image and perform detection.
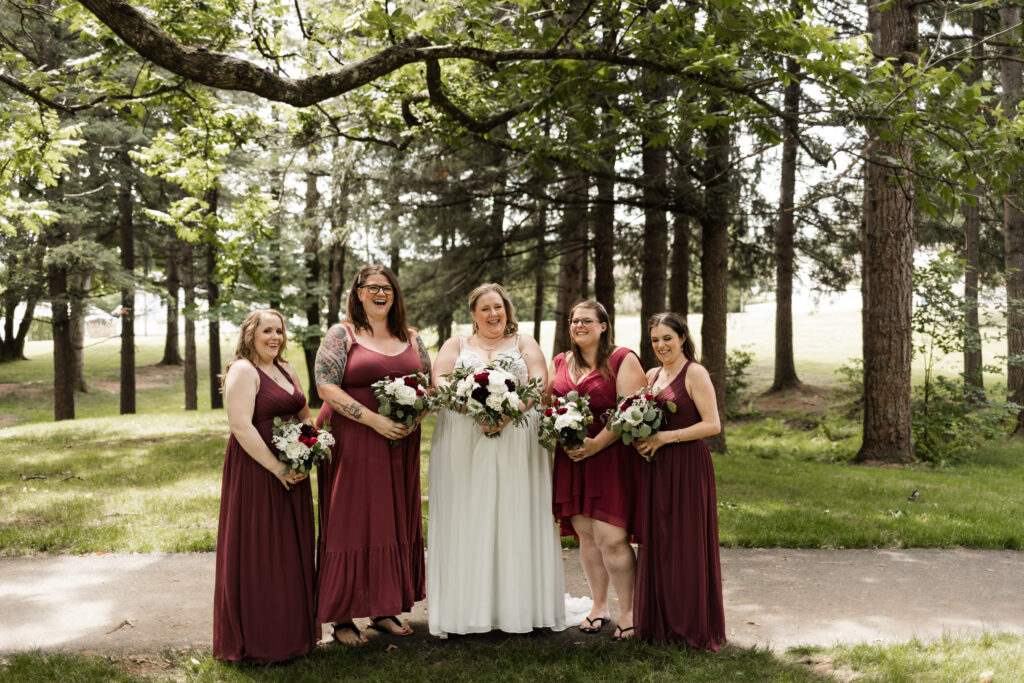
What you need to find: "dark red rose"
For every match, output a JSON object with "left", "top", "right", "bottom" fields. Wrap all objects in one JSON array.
[
  {"left": 403, "top": 376, "right": 419, "bottom": 388},
  {"left": 471, "top": 387, "right": 489, "bottom": 404},
  {"left": 505, "top": 379, "right": 516, "bottom": 392},
  {"left": 300, "top": 423, "right": 318, "bottom": 438},
  {"left": 556, "top": 407, "right": 568, "bottom": 415},
  {"left": 544, "top": 408, "right": 554, "bottom": 417},
  {"left": 474, "top": 372, "right": 489, "bottom": 385}
]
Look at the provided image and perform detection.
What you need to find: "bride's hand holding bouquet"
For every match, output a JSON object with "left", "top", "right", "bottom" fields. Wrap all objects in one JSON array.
[{"left": 438, "top": 356, "right": 543, "bottom": 438}]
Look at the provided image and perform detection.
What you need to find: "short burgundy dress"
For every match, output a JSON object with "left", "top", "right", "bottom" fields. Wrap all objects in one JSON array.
[
  {"left": 634, "top": 361, "right": 726, "bottom": 650},
  {"left": 213, "top": 363, "right": 317, "bottom": 663},
  {"left": 315, "top": 327, "right": 425, "bottom": 623},
  {"left": 551, "top": 346, "right": 643, "bottom": 539}
]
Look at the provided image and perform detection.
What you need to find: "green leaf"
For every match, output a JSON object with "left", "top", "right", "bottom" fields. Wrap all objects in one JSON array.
[{"left": 638, "top": 424, "right": 652, "bottom": 437}]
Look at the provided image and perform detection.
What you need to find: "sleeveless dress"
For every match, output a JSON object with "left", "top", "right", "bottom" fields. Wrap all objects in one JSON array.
[
  {"left": 427, "top": 336, "right": 567, "bottom": 636},
  {"left": 213, "top": 363, "right": 317, "bottom": 662},
  {"left": 551, "top": 346, "right": 643, "bottom": 539},
  {"left": 634, "top": 361, "right": 726, "bottom": 650},
  {"left": 315, "top": 330, "right": 426, "bottom": 623}
]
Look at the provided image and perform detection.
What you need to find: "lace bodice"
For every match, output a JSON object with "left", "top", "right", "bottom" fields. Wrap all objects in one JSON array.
[{"left": 455, "top": 336, "right": 529, "bottom": 386}]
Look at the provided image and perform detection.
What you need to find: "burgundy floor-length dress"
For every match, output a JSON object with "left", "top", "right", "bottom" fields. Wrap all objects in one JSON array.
[
  {"left": 213, "top": 363, "right": 317, "bottom": 663},
  {"left": 634, "top": 361, "right": 726, "bottom": 650},
  {"left": 315, "top": 332, "right": 425, "bottom": 623},
  {"left": 551, "top": 346, "right": 643, "bottom": 539}
]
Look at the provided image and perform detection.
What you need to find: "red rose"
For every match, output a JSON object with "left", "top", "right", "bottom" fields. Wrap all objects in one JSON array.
[
  {"left": 556, "top": 407, "right": 568, "bottom": 415},
  {"left": 545, "top": 408, "right": 554, "bottom": 417},
  {"left": 474, "top": 372, "right": 489, "bottom": 384},
  {"left": 403, "top": 376, "right": 419, "bottom": 388}
]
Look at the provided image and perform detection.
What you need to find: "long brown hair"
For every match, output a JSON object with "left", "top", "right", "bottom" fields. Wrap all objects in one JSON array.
[
  {"left": 346, "top": 264, "right": 409, "bottom": 342},
  {"left": 567, "top": 300, "right": 614, "bottom": 380},
  {"left": 223, "top": 309, "right": 287, "bottom": 386},
  {"left": 468, "top": 283, "right": 519, "bottom": 336},
  {"left": 647, "top": 311, "right": 697, "bottom": 362}
]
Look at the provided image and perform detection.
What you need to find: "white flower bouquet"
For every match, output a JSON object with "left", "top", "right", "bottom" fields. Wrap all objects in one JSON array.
[
  {"left": 271, "top": 417, "right": 334, "bottom": 475},
  {"left": 538, "top": 390, "right": 594, "bottom": 452},
  {"left": 371, "top": 371, "right": 433, "bottom": 446},
  {"left": 438, "top": 356, "right": 543, "bottom": 438},
  {"left": 605, "top": 386, "right": 677, "bottom": 456}
]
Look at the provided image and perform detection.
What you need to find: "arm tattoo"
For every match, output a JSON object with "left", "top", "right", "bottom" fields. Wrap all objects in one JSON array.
[
  {"left": 415, "top": 336, "right": 432, "bottom": 376},
  {"left": 330, "top": 398, "right": 362, "bottom": 420},
  {"left": 315, "top": 325, "right": 348, "bottom": 388}
]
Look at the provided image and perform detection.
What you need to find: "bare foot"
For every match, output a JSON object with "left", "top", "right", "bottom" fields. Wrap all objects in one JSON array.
[
  {"left": 331, "top": 622, "right": 368, "bottom": 646},
  {"left": 369, "top": 615, "right": 413, "bottom": 636}
]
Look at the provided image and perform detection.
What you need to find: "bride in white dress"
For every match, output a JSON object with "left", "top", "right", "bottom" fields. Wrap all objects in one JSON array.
[{"left": 428, "top": 283, "right": 566, "bottom": 637}]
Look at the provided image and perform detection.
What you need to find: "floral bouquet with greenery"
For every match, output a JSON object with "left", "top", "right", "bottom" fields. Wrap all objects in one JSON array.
[
  {"left": 605, "top": 386, "right": 677, "bottom": 455},
  {"left": 438, "top": 356, "right": 543, "bottom": 438},
  {"left": 539, "top": 390, "right": 593, "bottom": 452},
  {"left": 371, "top": 371, "right": 433, "bottom": 446},
  {"left": 271, "top": 417, "right": 334, "bottom": 475}
]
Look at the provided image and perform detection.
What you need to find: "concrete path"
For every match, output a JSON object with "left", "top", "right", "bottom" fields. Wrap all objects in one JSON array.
[{"left": 1, "top": 548, "right": 1021, "bottom": 655}]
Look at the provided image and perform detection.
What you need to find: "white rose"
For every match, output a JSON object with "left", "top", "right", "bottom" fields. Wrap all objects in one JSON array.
[
  {"left": 486, "top": 369, "right": 514, "bottom": 395},
  {"left": 505, "top": 391, "right": 520, "bottom": 408},
  {"left": 485, "top": 392, "right": 506, "bottom": 412},
  {"left": 554, "top": 414, "right": 579, "bottom": 431},
  {"left": 456, "top": 376, "right": 476, "bottom": 397},
  {"left": 394, "top": 384, "right": 418, "bottom": 406},
  {"left": 384, "top": 380, "right": 400, "bottom": 396}
]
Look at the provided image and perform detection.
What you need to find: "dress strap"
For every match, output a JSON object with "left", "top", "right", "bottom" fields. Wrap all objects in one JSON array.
[
  {"left": 514, "top": 333, "right": 521, "bottom": 350},
  {"left": 458, "top": 335, "right": 465, "bottom": 352}
]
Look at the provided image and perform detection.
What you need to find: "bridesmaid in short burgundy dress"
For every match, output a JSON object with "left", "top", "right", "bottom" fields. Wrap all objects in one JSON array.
[
  {"left": 214, "top": 309, "right": 317, "bottom": 663},
  {"left": 633, "top": 312, "right": 726, "bottom": 650},
  {"left": 314, "top": 265, "right": 430, "bottom": 645},
  {"left": 549, "top": 301, "right": 646, "bottom": 641}
]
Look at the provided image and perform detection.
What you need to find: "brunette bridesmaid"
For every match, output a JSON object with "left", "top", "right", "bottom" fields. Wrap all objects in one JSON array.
[
  {"left": 314, "top": 264, "right": 430, "bottom": 645},
  {"left": 213, "top": 309, "right": 317, "bottom": 662},
  {"left": 633, "top": 312, "right": 726, "bottom": 650},
  {"left": 548, "top": 301, "right": 646, "bottom": 641}
]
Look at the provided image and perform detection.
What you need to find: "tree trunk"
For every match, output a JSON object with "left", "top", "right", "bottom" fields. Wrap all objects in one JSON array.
[
  {"left": 1, "top": 293, "right": 35, "bottom": 362},
  {"left": 48, "top": 218, "right": 75, "bottom": 420},
  {"left": 963, "top": 8, "right": 986, "bottom": 401},
  {"left": 303, "top": 171, "right": 323, "bottom": 408},
  {"left": 486, "top": 142, "right": 508, "bottom": 284},
  {"left": 69, "top": 273, "right": 89, "bottom": 393},
  {"left": 669, "top": 149, "right": 692, "bottom": 317},
  {"left": 700, "top": 115, "right": 730, "bottom": 453},
  {"left": 769, "top": 35, "right": 802, "bottom": 393},
  {"left": 182, "top": 239, "right": 197, "bottom": 411},
  {"left": 160, "top": 238, "right": 182, "bottom": 365},
  {"left": 640, "top": 135, "right": 669, "bottom": 371},
  {"left": 533, "top": 200, "right": 548, "bottom": 344},
  {"left": 327, "top": 241, "right": 346, "bottom": 326},
  {"left": 119, "top": 151, "right": 136, "bottom": 415},
  {"left": 854, "top": 0, "right": 918, "bottom": 464},
  {"left": 205, "top": 188, "right": 223, "bottom": 410},
  {"left": 593, "top": 161, "right": 616, "bottom": 337},
  {"left": 1000, "top": 6, "right": 1024, "bottom": 432},
  {"left": 552, "top": 175, "right": 588, "bottom": 357}
]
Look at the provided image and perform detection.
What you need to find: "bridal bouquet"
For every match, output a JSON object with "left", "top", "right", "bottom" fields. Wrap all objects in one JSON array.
[
  {"left": 271, "top": 417, "right": 334, "bottom": 475},
  {"left": 438, "top": 357, "right": 543, "bottom": 437},
  {"left": 371, "top": 371, "right": 433, "bottom": 445},
  {"left": 538, "top": 390, "right": 593, "bottom": 452},
  {"left": 605, "top": 386, "right": 677, "bottom": 453}
]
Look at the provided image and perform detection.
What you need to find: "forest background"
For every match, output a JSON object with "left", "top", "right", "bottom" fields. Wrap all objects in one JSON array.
[{"left": 3, "top": 0, "right": 1024, "bottom": 466}]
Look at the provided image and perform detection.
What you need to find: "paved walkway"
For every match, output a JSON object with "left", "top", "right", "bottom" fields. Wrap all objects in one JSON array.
[{"left": 1, "top": 548, "right": 1022, "bottom": 654}]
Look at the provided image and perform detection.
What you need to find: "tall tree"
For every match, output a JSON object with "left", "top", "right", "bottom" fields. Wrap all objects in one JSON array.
[
  {"left": 118, "top": 150, "right": 136, "bottom": 414},
  {"left": 159, "top": 236, "right": 182, "bottom": 365},
  {"left": 302, "top": 168, "right": 323, "bottom": 407},
  {"left": 182, "top": 238, "right": 197, "bottom": 410},
  {"left": 854, "top": 0, "right": 918, "bottom": 464},
  {"left": 204, "top": 188, "right": 223, "bottom": 410},
  {"left": 700, "top": 111, "right": 731, "bottom": 453},
  {"left": 963, "top": 8, "right": 987, "bottom": 400},
  {"left": 769, "top": 16, "right": 803, "bottom": 393},
  {"left": 552, "top": 175, "right": 588, "bottom": 356},
  {"left": 669, "top": 146, "right": 693, "bottom": 317},
  {"left": 999, "top": 6, "right": 1024, "bottom": 433}
]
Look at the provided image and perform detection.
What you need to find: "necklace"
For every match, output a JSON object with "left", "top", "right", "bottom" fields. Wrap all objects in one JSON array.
[
  {"left": 654, "top": 362, "right": 684, "bottom": 391},
  {"left": 473, "top": 335, "right": 507, "bottom": 351}
]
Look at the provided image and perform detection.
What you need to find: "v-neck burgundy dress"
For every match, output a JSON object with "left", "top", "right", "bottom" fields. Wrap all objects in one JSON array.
[
  {"left": 634, "top": 361, "right": 726, "bottom": 650},
  {"left": 551, "top": 346, "right": 643, "bottom": 539},
  {"left": 213, "top": 363, "right": 317, "bottom": 663},
  {"left": 315, "top": 331, "right": 426, "bottom": 623}
]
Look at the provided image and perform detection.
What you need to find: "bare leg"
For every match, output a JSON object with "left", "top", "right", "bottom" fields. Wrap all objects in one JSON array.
[
  {"left": 592, "top": 519, "right": 636, "bottom": 635},
  {"left": 572, "top": 515, "right": 611, "bottom": 627}
]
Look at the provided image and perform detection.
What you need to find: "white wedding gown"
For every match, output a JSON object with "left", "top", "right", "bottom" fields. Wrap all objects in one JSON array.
[{"left": 427, "top": 337, "right": 567, "bottom": 636}]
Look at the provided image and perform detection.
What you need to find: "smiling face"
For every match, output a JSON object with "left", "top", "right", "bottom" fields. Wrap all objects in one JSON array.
[
  {"left": 356, "top": 273, "right": 394, "bottom": 320},
  {"left": 253, "top": 312, "right": 286, "bottom": 365},
  {"left": 650, "top": 323, "right": 684, "bottom": 367},
  {"left": 569, "top": 305, "right": 607, "bottom": 350},
  {"left": 472, "top": 291, "right": 508, "bottom": 339}
]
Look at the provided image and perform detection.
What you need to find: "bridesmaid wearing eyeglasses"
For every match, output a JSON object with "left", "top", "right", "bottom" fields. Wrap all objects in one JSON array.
[
  {"left": 548, "top": 300, "right": 646, "bottom": 642},
  {"left": 314, "top": 264, "right": 431, "bottom": 646}
]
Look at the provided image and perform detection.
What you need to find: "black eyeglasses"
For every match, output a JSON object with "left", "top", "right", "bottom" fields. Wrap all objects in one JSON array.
[{"left": 358, "top": 284, "right": 394, "bottom": 295}]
